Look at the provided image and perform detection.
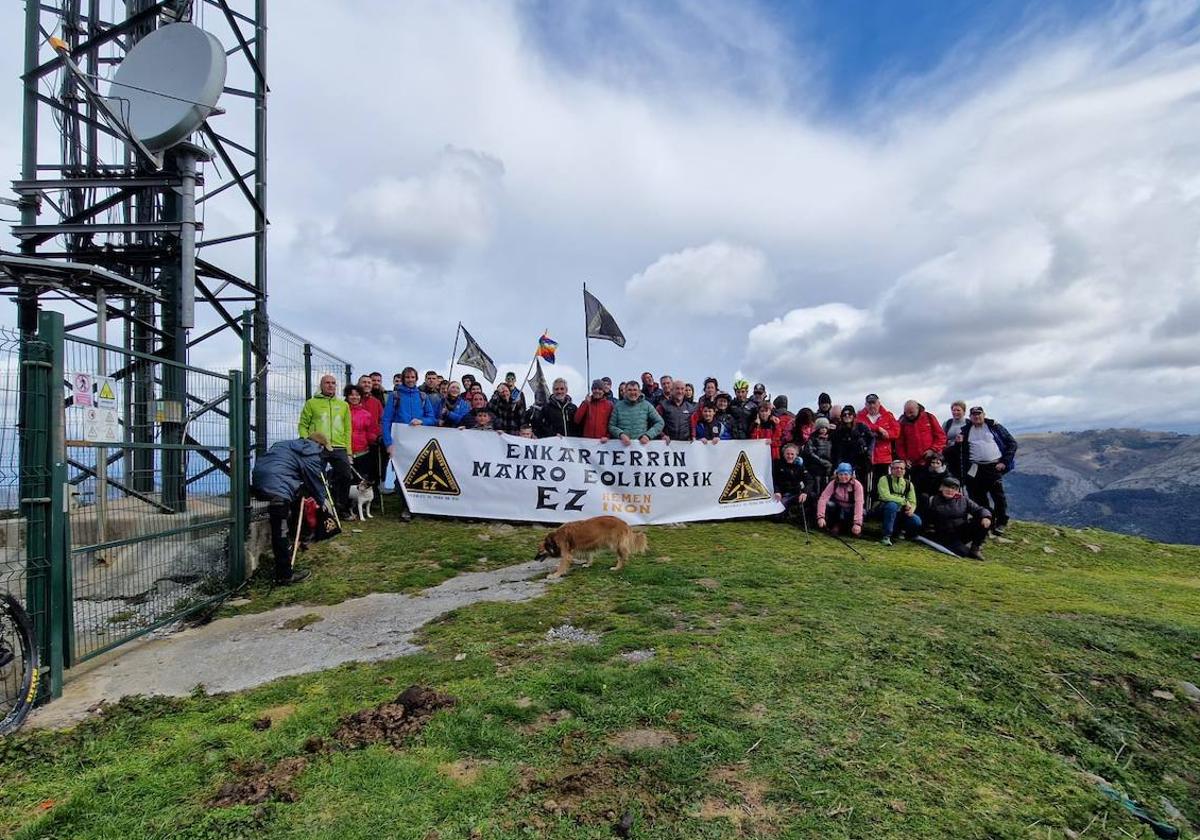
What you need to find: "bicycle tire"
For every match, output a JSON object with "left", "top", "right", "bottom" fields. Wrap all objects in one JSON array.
[{"left": 0, "top": 592, "right": 39, "bottom": 735}]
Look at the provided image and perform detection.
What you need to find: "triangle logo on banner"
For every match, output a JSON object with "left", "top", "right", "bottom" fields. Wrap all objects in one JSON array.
[
  {"left": 403, "top": 439, "right": 461, "bottom": 496},
  {"left": 718, "top": 450, "right": 771, "bottom": 504}
]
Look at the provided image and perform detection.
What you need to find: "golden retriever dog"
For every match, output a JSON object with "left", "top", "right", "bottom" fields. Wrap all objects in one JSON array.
[{"left": 535, "top": 515, "right": 649, "bottom": 578}]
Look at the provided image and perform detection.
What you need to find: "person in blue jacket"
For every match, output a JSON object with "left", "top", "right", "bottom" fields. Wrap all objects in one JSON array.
[
  {"left": 381, "top": 366, "right": 437, "bottom": 520},
  {"left": 438, "top": 381, "right": 471, "bottom": 427},
  {"left": 251, "top": 435, "right": 331, "bottom": 584},
  {"left": 694, "top": 404, "right": 732, "bottom": 442}
]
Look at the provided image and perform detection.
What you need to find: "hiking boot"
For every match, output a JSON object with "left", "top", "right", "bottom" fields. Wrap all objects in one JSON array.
[
  {"left": 276, "top": 568, "right": 311, "bottom": 586},
  {"left": 400, "top": 510, "right": 412, "bottom": 522},
  {"left": 968, "top": 547, "right": 985, "bottom": 561},
  {"left": 992, "top": 525, "right": 1007, "bottom": 536},
  {"left": 880, "top": 536, "right": 893, "bottom": 547}
]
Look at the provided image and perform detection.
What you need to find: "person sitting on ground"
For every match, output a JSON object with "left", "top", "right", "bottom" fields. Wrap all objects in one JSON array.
[
  {"left": 926, "top": 476, "right": 992, "bottom": 560},
  {"left": 831, "top": 405, "right": 872, "bottom": 486},
  {"left": 750, "top": 400, "right": 784, "bottom": 460},
  {"left": 658, "top": 380, "right": 695, "bottom": 443},
  {"left": 488, "top": 382, "right": 524, "bottom": 434},
  {"left": 773, "top": 443, "right": 809, "bottom": 521},
  {"left": 465, "top": 406, "right": 498, "bottom": 431},
  {"left": 608, "top": 380, "right": 664, "bottom": 445},
  {"left": 875, "top": 459, "right": 922, "bottom": 546},
  {"left": 802, "top": 417, "right": 835, "bottom": 489},
  {"left": 533, "top": 377, "right": 578, "bottom": 438},
  {"left": 945, "top": 405, "right": 1017, "bottom": 536},
  {"left": 897, "top": 400, "right": 947, "bottom": 471},
  {"left": 816, "top": 462, "right": 864, "bottom": 537},
  {"left": 914, "top": 452, "right": 950, "bottom": 518},
  {"left": 694, "top": 404, "right": 731, "bottom": 442},
  {"left": 857, "top": 394, "right": 901, "bottom": 500},
  {"left": 574, "top": 379, "right": 613, "bottom": 441},
  {"left": 815, "top": 392, "right": 835, "bottom": 422},
  {"left": 942, "top": 400, "right": 968, "bottom": 447},
  {"left": 298, "top": 373, "right": 353, "bottom": 520},
  {"left": 345, "top": 385, "right": 379, "bottom": 517},
  {"left": 251, "top": 434, "right": 331, "bottom": 585}
]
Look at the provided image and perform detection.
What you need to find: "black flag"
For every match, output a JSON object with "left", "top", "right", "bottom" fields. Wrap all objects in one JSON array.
[
  {"left": 526, "top": 359, "right": 550, "bottom": 406},
  {"left": 584, "top": 288, "right": 626, "bottom": 348},
  {"left": 457, "top": 326, "right": 497, "bottom": 383}
]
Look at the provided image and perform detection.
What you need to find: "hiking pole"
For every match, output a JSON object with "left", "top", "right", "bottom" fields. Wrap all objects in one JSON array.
[
  {"left": 798, "top": 500, "right": 811, "bottom": 544},
  {"left": 321, "top": 473, "right": 342, "bottom": 531},
  {"left": 832, "top": 531, "right": 866, "bottom": 561},
  {"left": 285, "top": 497, "right": 304, "bottom": 584}
]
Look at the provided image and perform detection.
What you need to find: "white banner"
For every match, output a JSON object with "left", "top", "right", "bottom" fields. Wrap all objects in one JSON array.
[{"left": 390, "top": 426, "right": 783, "bottom": 525}]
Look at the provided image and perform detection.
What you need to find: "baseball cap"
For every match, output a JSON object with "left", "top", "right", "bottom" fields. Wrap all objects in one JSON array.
[
  {"left": 591, "top": 379, "right": 604, "bottom": 390},
  {"left": 865, "top": 393, "right": 880, "bottom": 403}
]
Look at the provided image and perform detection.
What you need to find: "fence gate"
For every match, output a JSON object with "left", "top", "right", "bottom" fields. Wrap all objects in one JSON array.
[
  {"left": 62, "top": 327, "right": 248, "bottom": 664},
  {"left": 4, "top": 312, "right": 249, "bottom": 697}
]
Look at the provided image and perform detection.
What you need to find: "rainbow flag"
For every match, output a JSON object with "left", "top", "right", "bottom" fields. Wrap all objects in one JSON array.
[{"left": 536, "top": 332, "right": 558, "bottom": 364}]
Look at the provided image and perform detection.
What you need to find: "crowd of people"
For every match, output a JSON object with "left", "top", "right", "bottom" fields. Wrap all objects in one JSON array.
[{"left": 254, "top": 366, "right": 1017, "bottom": 583}]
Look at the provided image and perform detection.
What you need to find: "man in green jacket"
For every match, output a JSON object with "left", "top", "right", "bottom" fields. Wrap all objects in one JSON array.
[
  {"left": 298, "top": 374, "right": 352, "bottom": 518},
  {"left": 607, "top": 381, "right": 664, "bottom": 445},
  {"left": 875, "top": 459, "right": 921, "bottom": 545}
]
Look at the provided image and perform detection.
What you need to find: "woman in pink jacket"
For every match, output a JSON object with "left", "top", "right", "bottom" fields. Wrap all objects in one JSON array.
[
  {"left": 346, "top": 385, "right": 380, "bottom": 497},
  {"left": 817, "top": 462, "right": 864, "bottom": 536}
]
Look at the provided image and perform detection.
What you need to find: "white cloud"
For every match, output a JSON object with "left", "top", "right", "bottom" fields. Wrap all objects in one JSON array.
[
  {"left": 335, "top": 146, "right": 504, "bottom": 265},
  {"left": 626, "top": 240, "right": 774, "bottom": 316}
]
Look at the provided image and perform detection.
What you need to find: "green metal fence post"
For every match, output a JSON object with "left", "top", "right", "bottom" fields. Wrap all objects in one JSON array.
[
  {"left": 303, "top": 342, "right": 313, "bottom": 399},
  {"left": 227, "top": 369, "right": 247, "bottom": 586},
  {"left": 344, "top": 362, "right": 352, "bottom": 386}
]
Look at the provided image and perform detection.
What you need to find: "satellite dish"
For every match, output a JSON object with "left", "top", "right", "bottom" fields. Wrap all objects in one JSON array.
[{"left": 105, "top": 23, "right": 226, "bottom": 153}]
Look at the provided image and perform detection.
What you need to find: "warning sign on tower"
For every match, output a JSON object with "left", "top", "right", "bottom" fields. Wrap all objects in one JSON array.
[{"left": 96, "top": 377, "right": 117, "bottom": 410}]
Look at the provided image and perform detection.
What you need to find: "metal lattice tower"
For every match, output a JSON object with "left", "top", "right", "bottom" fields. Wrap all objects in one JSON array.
[{"left": 5, "top": 0, "right": 272, "bottom": 500}]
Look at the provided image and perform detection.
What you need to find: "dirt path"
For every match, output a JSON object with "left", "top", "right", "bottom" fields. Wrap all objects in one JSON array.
[{"left": 28, "top": 559, "right": 558, "bottom": 729}]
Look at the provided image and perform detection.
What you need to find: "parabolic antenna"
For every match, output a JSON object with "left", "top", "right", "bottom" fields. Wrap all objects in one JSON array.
[{"left": 105, "top": 23, "right": 226, "bottom": 153}]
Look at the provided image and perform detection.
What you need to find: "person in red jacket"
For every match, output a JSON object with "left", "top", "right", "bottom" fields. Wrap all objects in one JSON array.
[
  {"left": 573, "top": 379, "right": 613, "bottom": 440},
  {"left": 896, "top": 400, "right": 947, "bottom": 470},
  {"left": 345, "top": 385, "right": 380, "bottom": 509},
  {"left": 856, "top": 393, "right": 900, "bottom": 500},
  {"left": 750, "top": 401, "right": 784, "bottom": 460}
]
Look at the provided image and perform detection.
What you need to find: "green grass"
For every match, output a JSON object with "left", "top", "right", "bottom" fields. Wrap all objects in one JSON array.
[{"left": 2, "top": 513, "right": 1198, "bottom": 839}]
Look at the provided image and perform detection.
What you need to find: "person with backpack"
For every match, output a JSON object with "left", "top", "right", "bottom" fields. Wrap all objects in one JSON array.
[
  {"left": 251, "top": 434, "right": 331, "bottom": 585},
  {"left": 896, "top": 400, "right": 947, "bottom": 471},
  {"left": 816, "top": 462, "right": 864, "bottom": 537},
  {"left": 874, "top": 459, "right": 922, "bottom": 545},
  {"left": 381, "top": 366, "right": 437, "bottom": 520}
]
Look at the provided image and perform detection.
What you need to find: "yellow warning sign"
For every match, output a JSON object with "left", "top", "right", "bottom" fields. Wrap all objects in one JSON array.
[
  {"left": 98, "top": 380, "right": 115, "bottom": 401},
  {"left": 718, "top": 450, "right": 771, "bottom": 504},
  {"left": 403, "top": 438, "right": 461, "bottom": 496}
]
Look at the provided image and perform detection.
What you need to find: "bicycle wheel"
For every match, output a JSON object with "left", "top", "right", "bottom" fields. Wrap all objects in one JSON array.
[{"left": 0, "top": 592, "right": 39, "bottom": 735}]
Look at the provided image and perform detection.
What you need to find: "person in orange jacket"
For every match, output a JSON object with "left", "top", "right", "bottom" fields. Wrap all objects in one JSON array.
[{"left": 856, "top": 393, "right": 900, "bottom": 501}]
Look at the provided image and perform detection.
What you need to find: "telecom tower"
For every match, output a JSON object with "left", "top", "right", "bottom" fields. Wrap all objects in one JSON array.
[{"left": 3, "top": 0, "right": 270, "bottom": 502}]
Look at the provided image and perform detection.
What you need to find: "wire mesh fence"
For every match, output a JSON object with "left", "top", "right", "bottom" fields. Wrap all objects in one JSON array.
[
  {"left": 257, "top": 319, "right": 351, "bottom": 450},
  {"left": 61, "top": 334, "right": 239, "bottom": 661}
]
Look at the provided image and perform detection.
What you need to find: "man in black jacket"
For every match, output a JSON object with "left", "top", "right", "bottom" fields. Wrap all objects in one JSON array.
[
  {"left": 926, "top": 477, "right": 992, "bottom": 560},
  {"left": 945, "top": 406, "right": 1017, "bottom": 535},
  {"left": 534, "top": 378, "right": 578, "bottom": 437},
  {"left": 251, "top": 436, "right": 330, "bottom": 584},
  {"left": 657, "top": 381, "right": 695, "bottom": 442}
]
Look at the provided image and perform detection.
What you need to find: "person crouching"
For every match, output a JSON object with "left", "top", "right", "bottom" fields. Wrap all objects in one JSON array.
[
  {"left": 926, "top": 476, "right": 992, "bottom": 560},
  {"left": 817, "top": 462, "right": 864, "bottom": 537},
  {"left": 773, "top": 443, "right": 810, "bottom": 523}
]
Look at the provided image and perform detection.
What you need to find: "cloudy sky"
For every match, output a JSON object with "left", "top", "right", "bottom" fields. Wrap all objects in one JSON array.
[{"left": 2, "top": 0, "right": 1199, "bottom": 432}]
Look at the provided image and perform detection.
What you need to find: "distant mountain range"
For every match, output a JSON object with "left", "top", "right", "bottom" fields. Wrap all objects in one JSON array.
[{"left": 1005, "top": 429, "right": 1200, "bottom": 545}]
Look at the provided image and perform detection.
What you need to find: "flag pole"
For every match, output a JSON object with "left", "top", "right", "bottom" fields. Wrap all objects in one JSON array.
[
  {"left": 447, "top": 322, "right": 462, "bottom": 382},
  {"left": 582, "top": 283, "right": 591, "bottom": 386}
]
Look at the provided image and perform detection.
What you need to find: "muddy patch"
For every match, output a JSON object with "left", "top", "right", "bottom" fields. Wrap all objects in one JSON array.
[
  {"left": 608, "top": 728, "right": 679, "bottom": 750},
  {"left": 210, "top": 756, "right": 310, "bottom": 806},
  {"left": 332, "top": 685, "right": 457, "bottom": 750},
  {"left": 696, "top": 763, "right": 778, "bottom": 832},
  {"left": 519, "top": 708, "right": 574, "bottom": 734},
  {"left": 440, "top": 758, "right": 497, "bottom": 785},
  {"left": 519, "top": 757, "right": 653, "bottom": 827},
  {"left": 250, "top": 703, "right": 298, "bottom": 730}
]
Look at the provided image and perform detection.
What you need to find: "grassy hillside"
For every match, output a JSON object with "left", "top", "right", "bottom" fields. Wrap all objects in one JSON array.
[{"left": 1, "top": 513, "right": 1197, "bottom": 839}]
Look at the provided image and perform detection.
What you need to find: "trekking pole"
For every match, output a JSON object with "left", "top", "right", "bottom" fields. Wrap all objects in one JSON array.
[
  {"left": 376, "top": 446, "right": 385, "bottom": 514},
  {"left": 321, "top": 474, "right": 342, "bottom": 530},
  {"left": 799, "top": 499, "right": 811, "bottom": 544},
  {"left": 832, "top": 531, "right": 866, "bottom": 561},
  {"left": 289, "top": 497, "right": 304, "bottom": 574}
]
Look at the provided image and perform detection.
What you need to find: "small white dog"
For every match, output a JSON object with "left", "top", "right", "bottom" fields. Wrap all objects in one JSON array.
[{"left": 349, "top": 481, "right": 375, "bottom": 520}]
